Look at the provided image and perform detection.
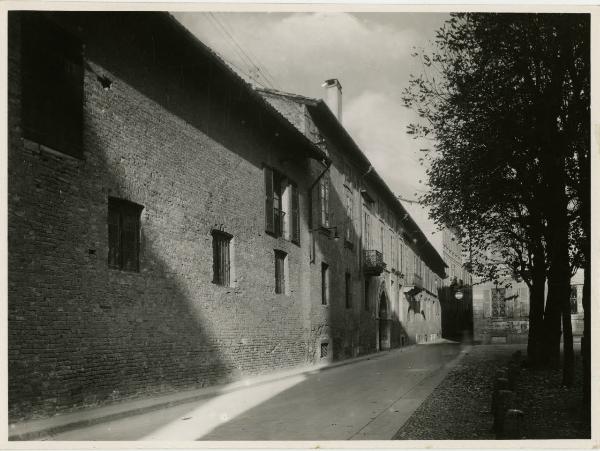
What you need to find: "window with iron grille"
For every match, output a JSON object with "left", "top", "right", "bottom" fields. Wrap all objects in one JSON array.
[
  {"left": 491, "top": 288, "right": 506, "bottom": 317},
  {"left": 108, "top": 198, "right": 143, "bottom": 272},
  {"left": 570, "top": 286, "right": 578, "bottom": 314},
  {"left": 321, "top": 262, "right": 329, "bottom": 305},
  {"left": 345, "top": 272, "right": 352, "bottom": 309},
  {"left": 212, "top": 230, "right": 232, "bottom": 286},
  {"left": 264, "top": 166, "right": 299, "bottom": 244},
  {"left": 320, "top": 342, "right": 329, "bottom": 358},
  {"left": 21, "top": 13, "right": 83, "bottom": 158},
  {"left": 275, "top": 250, "right": 287, "bottom": 294}
]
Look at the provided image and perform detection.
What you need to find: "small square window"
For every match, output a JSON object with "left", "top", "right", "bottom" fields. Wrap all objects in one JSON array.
[
  {"left": 320, "top": 342, "right": 329, "bottom": 358},
  {"left": 108, "top": 198, "right": 143, "bottom": 272}
]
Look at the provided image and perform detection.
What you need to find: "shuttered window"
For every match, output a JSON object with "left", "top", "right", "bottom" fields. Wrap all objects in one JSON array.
[
  {"left": 264, "top": 167, "right": 275, "bottom": 234},
  {"left": 319, "top": 173, "right": 330, "bottom": 227},
  {"left": 212, "top": 230, "right": 232, "bottom": 286},
  {"left": 275, "top": 250, "right": 287, "bottom": 294},
  {"left": 21, "top": 13, "right": 83, "bottom": 158},
  {"left": 265, "top": 166, "right": 299, "bottom": 245},
  {"left": 108, "top": 198, "right": 142, "bottom": 272},
  {"left": 290, "top": 182, "right": 300, "bottom": 245}
]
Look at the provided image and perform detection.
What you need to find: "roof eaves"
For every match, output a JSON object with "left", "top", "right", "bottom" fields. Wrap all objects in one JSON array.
[{"left": 308, "top": 100, "right": 447, "bottom": 275}]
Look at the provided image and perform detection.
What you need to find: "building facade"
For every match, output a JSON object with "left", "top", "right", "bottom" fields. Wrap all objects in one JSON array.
[
  {"left": 8, "top": 11, "right": 446, "bottom": 421},
  {"left": 258, "top": 86, "right": 447, "bottom": 358},
  {"left": 472, "top": 269, "right": 584, "bottom": 344}
]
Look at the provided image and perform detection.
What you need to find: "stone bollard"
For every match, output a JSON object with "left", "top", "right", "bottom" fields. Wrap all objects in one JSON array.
[
  {"left": 506, "top": 363, "right": 520, "bottom": 391},
  {"left": 494, "top": 389, "right": 515, "bottom": 436},
  {"left": 491, "top": 377, "right": 509, "bottom": 414},
  {"left": 501, "top": 409, "right": 524, "bottom": 439},
  {"left": 512, "top": 350, "right": 522, "bottom": 363}
]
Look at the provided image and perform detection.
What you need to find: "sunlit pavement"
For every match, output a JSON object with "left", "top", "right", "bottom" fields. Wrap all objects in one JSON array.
[{"left": 46, "top": 342, "right": 467, "bottom": 441}]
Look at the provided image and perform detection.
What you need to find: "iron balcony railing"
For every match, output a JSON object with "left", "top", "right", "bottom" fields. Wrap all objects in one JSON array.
[
  {"left": 404, "top": 272, "right": 423, "bottom": 289},
  {"left": 274, "top": 208, "right": 286, "bottom": 237},
  {"left": 363, "top": 249, "right": 386, "bottom": 276}
]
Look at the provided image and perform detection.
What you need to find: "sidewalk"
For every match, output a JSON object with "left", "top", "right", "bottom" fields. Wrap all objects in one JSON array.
[
  {"left": 393, "top": 343, "right": 590, "bottom": 440},
  {"left": 10, "top": 343, "right": 424, "bottom": 441}
]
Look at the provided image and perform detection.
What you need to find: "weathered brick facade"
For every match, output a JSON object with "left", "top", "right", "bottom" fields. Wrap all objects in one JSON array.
[
  {"left": 8, "top": 11, "right": 448, "bottom": 421},
  {"left": 259, "top": 89, "right": 447, "bottom": 359},
  {"left": 8, "top": 12, "right": 325, "bottom": 420}
]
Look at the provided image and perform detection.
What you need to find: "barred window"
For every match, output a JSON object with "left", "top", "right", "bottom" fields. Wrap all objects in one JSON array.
[
  {"left": 108, "top": 198, "right": 143, "bottom": 272},
  {"left": 21, "top": 13, "right": 83, "bottom": 158},
  {"left": 212, "top": 230, "right": 232, "bottom": 286}
]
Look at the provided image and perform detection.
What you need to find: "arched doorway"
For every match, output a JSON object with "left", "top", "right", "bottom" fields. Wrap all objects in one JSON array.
[{"left": 378, "top": 290, "right": 391, "bottom": 350}]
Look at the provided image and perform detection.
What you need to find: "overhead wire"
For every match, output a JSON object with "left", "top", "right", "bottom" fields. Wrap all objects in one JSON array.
[
  {"left": 213, "top": 12, "right": 280, "bottom": 89},
  {"left": 206, "top": 12, "right": 276, "bottom": 90}
]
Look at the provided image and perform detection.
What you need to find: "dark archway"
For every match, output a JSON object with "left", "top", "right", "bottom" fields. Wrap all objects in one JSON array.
[{"left": 378, "top": 290, "right": 391, "bottom": 351}]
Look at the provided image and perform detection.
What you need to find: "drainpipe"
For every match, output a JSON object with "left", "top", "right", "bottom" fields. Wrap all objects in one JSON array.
[{"left": 308, "top": 159, "right": 332, "bottom": 263}]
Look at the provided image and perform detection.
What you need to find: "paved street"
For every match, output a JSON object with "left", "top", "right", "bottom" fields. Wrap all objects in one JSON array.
[{"left": 45, "top": 342, "right": 466, "bottom": 441}]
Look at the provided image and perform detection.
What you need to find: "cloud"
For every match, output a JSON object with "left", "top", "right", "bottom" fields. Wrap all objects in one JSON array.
[
  {"left": 172, "top": 12, "right": 421, "bottom": 99},
  {"left": 344, "top": 90, "right": 427, "bottom": 197}
]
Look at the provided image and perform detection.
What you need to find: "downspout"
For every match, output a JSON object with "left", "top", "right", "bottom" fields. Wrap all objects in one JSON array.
[{"left": 308, "top": 159, "right": 332, "bottom": 263}]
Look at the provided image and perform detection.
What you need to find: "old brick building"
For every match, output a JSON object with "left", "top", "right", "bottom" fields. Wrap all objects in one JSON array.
[
  {"left": 259, "top": 85, "right": 447, "bottom": 358},
  {"left": 8, "top": 11, "right": 447, "bottom": 421}
]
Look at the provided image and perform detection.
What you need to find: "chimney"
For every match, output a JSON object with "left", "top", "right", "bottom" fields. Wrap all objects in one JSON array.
[{"left": 322, "top": 78, "right": 342, "bottom": 122}]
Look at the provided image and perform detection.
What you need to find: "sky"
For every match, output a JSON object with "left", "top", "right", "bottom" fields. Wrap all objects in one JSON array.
[{"left": 172, "top": 11, "right": 449, "bottom": 249}]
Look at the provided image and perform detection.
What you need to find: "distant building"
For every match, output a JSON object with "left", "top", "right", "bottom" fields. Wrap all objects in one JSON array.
[{"left": 471, "top": 270, "right": 584, "bottom": 344}]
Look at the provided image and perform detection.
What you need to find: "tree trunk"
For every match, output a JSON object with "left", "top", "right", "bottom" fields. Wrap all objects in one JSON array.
[
  {"left": 581, "top": 255, "right": 590, "bottom": 415},
  {"left": 542, "top": 288, "right": 562, "bottom": 368},
  {"left": 527, "top": 268, "right": 546, "bottom": 367}
]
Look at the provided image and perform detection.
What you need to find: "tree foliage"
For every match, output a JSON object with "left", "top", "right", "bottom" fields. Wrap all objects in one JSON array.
[{"left": 403, "top": 13, "right": 590, "bottom": 383}]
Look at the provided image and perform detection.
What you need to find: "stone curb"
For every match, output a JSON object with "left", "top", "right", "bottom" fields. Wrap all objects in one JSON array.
[{"left": 10, "top": 343, "right": 425, "bottom": 440}]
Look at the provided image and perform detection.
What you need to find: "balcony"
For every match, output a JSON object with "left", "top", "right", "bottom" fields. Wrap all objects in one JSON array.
[
  {"left": 404, "top": 273, "right": 423, "bottom": 289},
  {"left": 363, "top": 250, "right": 386, "bottom": 276}
]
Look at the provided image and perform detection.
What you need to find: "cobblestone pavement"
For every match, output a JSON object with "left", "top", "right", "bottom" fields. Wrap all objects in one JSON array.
[{"left": 394, "top": 344, "right": 590, "bottom": 440}]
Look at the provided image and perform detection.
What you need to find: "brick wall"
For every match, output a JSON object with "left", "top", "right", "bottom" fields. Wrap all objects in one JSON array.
[{"left": 8, "top": 12, "right": 320, "bottom": 420}]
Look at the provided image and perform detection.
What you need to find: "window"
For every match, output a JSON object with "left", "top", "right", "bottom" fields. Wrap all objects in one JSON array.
[
  {"left": 321, "top": 262, "right": 329, "bottom": 305},
  {"left": 363, "top": 212, "right": 371, "bottom": 249},
  {"left": 264, "top": 166, "right": 299, "bottom": 244},
  {"left": 570, "top": 286, "right": 578, "bottom": 314},
  {"left": 345, "top": 272, "right": 352, "bottom": 309},
  {"left": 21, "top": 13, "right": 83, "bottom": 158},
  {"left": 344, "top": 186, "right": 354, "bottom": 245},
  {"left": 108, "top": 198, "right": 143, "bottom": 272},
  {"left": 320, "top": 342, "right": 329, "bottom": 358},
  {"left": 491, "top": 288, "right": 506, "bottom": 317},
  {"left": 212, "top": 230, "right": 232, "bottom": 286},
  {"left": 319, "top": 172, "right": 330, "bottom": 227},
  {"left": 274, "top": 250, "right": 287, "bottom": 294},
  {"left": 364, "top": 278, "right": 370, "bottom": 311},
  {"left": 344, "top": 162, "right": 352, "bottom": 187}
]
